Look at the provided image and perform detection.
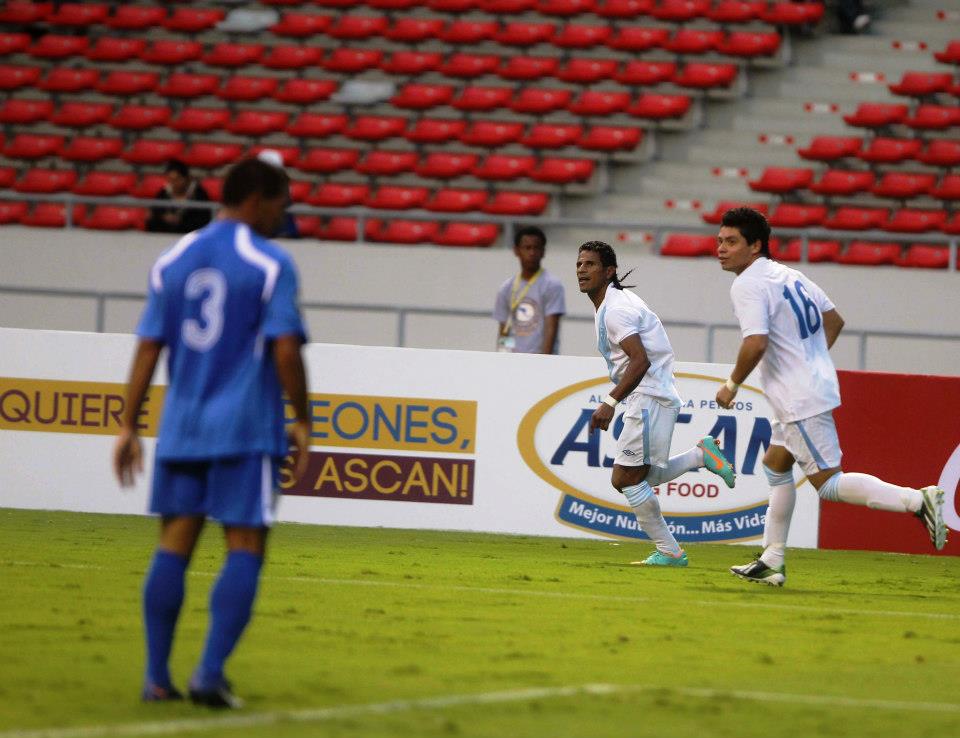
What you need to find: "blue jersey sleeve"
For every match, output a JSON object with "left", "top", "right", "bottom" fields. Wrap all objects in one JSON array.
[
  {"left": 136, "top": 278, "right": 166, "bottom": 341},
  {"left": 263, "top": 258, "right": 307, "bottom": 342}
]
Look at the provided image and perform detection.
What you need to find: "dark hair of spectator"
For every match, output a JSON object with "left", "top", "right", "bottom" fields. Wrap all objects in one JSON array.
[
  {"left": 222, "top": 157, "right": 290, "bottom": 208},
  {"left": 164, "top": 159, "right": 189, "bottom": 178},
  {"left": 514, "top": 225, "right": 547, "bottom": 249},
  {"left": 721, "top": 207, "right": 771, "bottom": 257},
  {"left": 578, "top": 240, "right": 635, "bottom": 290}
]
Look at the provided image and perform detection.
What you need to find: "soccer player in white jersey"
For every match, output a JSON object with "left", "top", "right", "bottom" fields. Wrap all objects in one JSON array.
[
  {"left": 114, "top": 158, "right": 311, "bottom": 707},
  {"left": 715, "top": 207, "right": 947, "bottom": 586},
  {"left": 577, "top": 241, "right": 737, "bottom": 566}
]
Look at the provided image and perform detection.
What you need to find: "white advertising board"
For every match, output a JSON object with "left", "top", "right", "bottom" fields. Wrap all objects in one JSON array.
[{"left": 0, "top": 328, "right": 819, "bottom": 548}]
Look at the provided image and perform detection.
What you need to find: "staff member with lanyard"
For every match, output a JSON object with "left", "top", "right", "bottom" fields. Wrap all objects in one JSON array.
[{"left": 493, "top": 225, "right": 566, "bottom": 354}]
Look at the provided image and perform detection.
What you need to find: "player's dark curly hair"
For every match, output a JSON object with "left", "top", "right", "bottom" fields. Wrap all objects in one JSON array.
[
  {"left": 578, "top": 240, "right": 635, "bottom": 290},
  {"left": 222, "top": 157, "right": 290, "bottom": 207},
  {"left": 721, "top": 207, "right": 771, "bottom": 257}
]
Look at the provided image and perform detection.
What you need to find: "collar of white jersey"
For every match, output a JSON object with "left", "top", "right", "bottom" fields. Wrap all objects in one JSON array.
[{"left": 737, "top": 255, "right": 770, "bottom": 280}]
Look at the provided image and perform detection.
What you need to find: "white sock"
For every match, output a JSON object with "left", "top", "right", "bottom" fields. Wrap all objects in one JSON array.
[
  {"left": 832, "top": 472, "right": 922, "bottom": 513},
  {"left": 760, "top": 466, "right": 796, "bottom": 569},
  {"left": 644, "top": 447, "right": 703, "bottom": 487},
  {"left": 622, "top": 481, "right": 682, "bottom": 556}
]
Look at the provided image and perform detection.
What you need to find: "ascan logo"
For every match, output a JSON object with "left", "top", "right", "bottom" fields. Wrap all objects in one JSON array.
[{"left": 517, "top": 372, "right": 777, "bottom": 543}]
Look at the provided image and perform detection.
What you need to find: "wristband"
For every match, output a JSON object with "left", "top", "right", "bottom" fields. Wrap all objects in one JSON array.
[
  {"left": 724, "top": 379, "right": 740, "bottom": 394},
  {"left": 602, "top": 394, "right": 618, "bottom": 408}
]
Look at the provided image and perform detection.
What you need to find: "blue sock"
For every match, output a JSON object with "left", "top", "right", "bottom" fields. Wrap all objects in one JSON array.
[
  {"left": 143, "top": 549, "right": 189, "bottom": 688},
  {"left": 197, "top": 551, "right": 263, "bottom": 686}
]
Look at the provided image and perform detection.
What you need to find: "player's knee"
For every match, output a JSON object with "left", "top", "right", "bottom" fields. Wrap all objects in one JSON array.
[
  {"left": 816, "top": 471, "right": 843, "bottom": 502},
  {"left": 611, "top": 465, "right": 646, "bottom": 491},
  {"left": 762, "top": 464, "right": 794, "bottom": 487}
]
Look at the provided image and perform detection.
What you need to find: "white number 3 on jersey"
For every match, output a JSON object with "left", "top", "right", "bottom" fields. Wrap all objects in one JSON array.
[{"left": 182, "top": 268, "right": 227, "bottom": 351}]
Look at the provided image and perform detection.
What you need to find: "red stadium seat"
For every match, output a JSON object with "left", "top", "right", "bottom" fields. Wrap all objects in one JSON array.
[
  {"left": 110, "top": 105, "right": 171, "bottom": 131},
  {"left": 203, "top": 44, "right": 264, "bottom": 68},
  {"left": 439, "top": 20, "right": 499, "bottom": 44},
  {"left": 0, "top": 166, "right": 17, "bottom": 188},
  {"left": 227, "top": 110, "right": 289, "bottom": 137},
  {"left": 328, "top": 15, "right": 389, "bottom": 40},
  {"left": 472, "top": 154, "right": 536, "bottom": 180},
  {"left": 568, "top": 90, "right": 631, "bottom": 116},
  {"left": 717, "top": 31, "right": 781, "bottom": 58},
  {"left": 797, "top": 135, "right": 862, "bottom": 162},
  {"left": 934, "top": 41, "right": 960, "bottom": 65},
  {"left": 510, "top": 88, "right": 573, "bottom": 114},
  {"left": 355, "top": 150, "right": 419, "bottom": 177},
  {"left": 483, "top": 191, "right": 550, "bottom": 215},
  {"left": 30, "top": 34, "right": 88, "bottom": 60},
  {"left": 440, "top": 53, "right": 502, "bottom": 79},
  {"left": 179, "top": 142, "right": 245, "bottom": 170},
  {"left": 627, "top": 93, "right": 691, "bottom": 119},
  {"left": 917, "top": 140, "right": 960, "bottom": 168},
  {"left": 426, "top": 0, "right": 480, "bottom": 11},
  {"left": 295, "top": 148, "right": 361, "bottom": 174},
  {"left": 596, "top": 0, "right": 653, "bottom": 18},
  {"left": 460, "top": 120, "right": 525, "bottom": 147},
  {"left": 767, "top": 203, "right": 828, "bottom": 228},
  {"left": 391, "top": 83, "right": 456, "bottom": 110},
  {"left": 21, "top": 203, "right": 85, "bottom": 228},
  {"left": 248, "top": 146, "right": 302, "bottom": 169},
  {"left": 262, "top": 46, "right": 323, "bottom": 70},
  {"left": 662, "top": 29, "right": 724, "bottom": 55},
  {"left": 385, "top": 17, "right": 446, "bottom": 43},
  {"left": 97, "top": 71, "right": 159, "bottom": 97},
  {"left": 452, "top": 87, "right": 514, "bottom": 112},
  {"left": 434, "top": 222, "right": 500, "bottom": 247},
  {"left": 39, "top": 68, "right": 98, "bottom": 93},
  {"left": 14, "top": 168, "right": 77, "bottom": 194},
  {"left": 163, "top": 7, "right": 224, "bottom": 33},
  {"left": 367, "top": 219, "right": 440, "bottom": 244},
  {"left": 809, "top": 170, "right": 875, "bottom": 197},
  {"left": 72, "top": 171, "right": 138, "bottom": 197},
  {"left": 0, "top": 2, "right": 52, "bottom": 24},
  {"left": 344, "top": 116, "right": 408, "bottom": 142},
  {"left": 479, "top": 0, "right": 537, "bottom": 11},
  {"left": 929, "top": 174, "right": 960, "bottom": 201},
  {"left": 556, "top": 58, "right": 619, "bottom": 84},
  {"left": 317, "top": 217, "right": 360, "bottom": 242},
  {"left": 270, "top": 13, "right": 333, "bottom": 37},
  {"left": 315, "top": 0, "right": 364, "bottom": 7},
  {"left": 405, "top": 119, "right": 468, "bottom": 144},
  {"left": 650, "top": 0, "right": 711, "bottom": 22},
  {"left": 287, "top": 113, "right": 349, "bottom": 139},
  {"left": 217, "top": 77, "right": 279, "bottom": 102},
  {"left": 365, "top": 185, "right": 430, "bottom": 210},
  {"left": 522, "top": 123, "right": 584, "bottom": 149},
  {"left": 0, "top": 202, "right": 29, "bottom": 225},
  {"left": 132, "top": 174, "right": 169, "bottom": 199},
  {"left": 497, "top": 56, "right": 560, "bottom": 81},
  {"left": 425, "top": 188, "right": 489, "bottom": 212},
  {"left": 0, "top": 65, "right": 42, "bottom": 91},
  {"left": 701, "top": 201, "right": 767, "bottom": 224},
  {"left": 295, "top": 215, "right": 323, "bottom": 238},
  {"left": 323, "top": 48, "right": 383, "bottom": 73},
  {"left": 895, "top": 244, "right": 950, "bottom": 269},
  {"left": 495, "top": 22, "right": 557, "bottom": 47},
  {"left": 760, "top": 1, "right": 824, "bottom": 25},
  {"left": 836, "top": 241, "right": 901, "bottom": 266},
  {"left": 553, "top": 24, "right": 612, "bottom": 49},
  {"left": 0, "top": 33, "right": 31, "bottom": 56},
  {"left": 122, "top": 139, "right": 185, "bottom": 166},
  {"left": 155, "top": 73, "right": 220, "bottom": 100},
  {"left": 857, "top": 137, "right": 923, "bottom": 165},
  {"left": 381, "top": 51, "right": 444, "bottom": 76},
  {"left": 883, "top": 209, "right": 947, "bottom": 233},
  {"left": 707, "top": 0, "right": 765, "bottom": 23},
  {"left": 871, "top": 172, "right": 936, "bottom": 200},
  {"left": 748, "top": 167, "right": 814, "bottom": 195},
  {"left": 944, "top": 213, "right": 960, "bottom": 236},
  {"left": 661, "top": 234, "right": 715, "bottom": 257},
  {"left": 775, "top": 239, "right": 841, "bottom": 263},
  {"left": 46, "top": 2, "right": 108, "bottom": 26},
  {"left": 904, "top": 105, "right": 960, "bottom": 131},
  {"left": 415, "top": 151, "right": 480, "bottom": 178},
  {"left": 888, "top": 72, "right": 954, "bottom": 98},
  {"left": 82, "top": 206, "right": 147, "bottom": 231},
  {"left": 616, "top": 61, "right": 676, "bottom": 86},
  {"left": 529, "top": 157, "right": 595, "bottom": 183},
  {"left": 0, "top": 99, "right": 54, "bottom": 125},
  {"left": 606, "top": 26, "right": 669, "bottom": 52},
  {"left": 168, "top": 108, "right": 231, "bottom": 134},
  {"left": 139, "top": 40, "right": 203, "bottom": 66},
  {"left": 673, "top": 63, "right": 739, "bottom": 89},
  {"left": 50, "top": 102, "right": 112, "bottom": 128},
  {"left": 538, "top": 0, "right": 598, "bottom": 15},
  {"left": 105, "top": 6, "right": 167, "bottom": 30},
  {"left": 274, "top": 79, "right": 338, "bottom": 105},
  {"left": 578, "top": 125, "right": 643, "bottom": 151},
  {"left": 822, "top": 206, "right": 889, "bottom": 231},
  {"left": 86, "top": 37, "right": 146, "bottom": 63},
  {"left": 59, "top": 136, "right": 124, "bottom": 163},
  {"left": 842, "top": 102, "right": 909, "bottom": 129}
]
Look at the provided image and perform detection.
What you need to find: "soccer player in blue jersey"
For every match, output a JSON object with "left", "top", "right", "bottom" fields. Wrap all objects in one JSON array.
[{"left": 113, "top": 157, "right": 311, "bottom": 708}]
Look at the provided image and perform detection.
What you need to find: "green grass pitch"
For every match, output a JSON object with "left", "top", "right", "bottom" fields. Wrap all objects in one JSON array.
[{"left": 1, "top": 508, "right": 958, "bottom": 738}]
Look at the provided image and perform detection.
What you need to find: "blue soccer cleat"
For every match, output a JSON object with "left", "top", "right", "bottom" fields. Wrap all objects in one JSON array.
[
  {"left": 141, "top": 681, "right": 184, "bottom": 703},
  {"left": 699, "top": 436, "right": 736, "bottom": 488},
  {"left": 633, "top": 550, "right": 689, "bottom": 567}
]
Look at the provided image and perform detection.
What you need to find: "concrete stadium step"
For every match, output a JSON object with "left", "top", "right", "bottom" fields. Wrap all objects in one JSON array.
[{"left": 667, "top": 130, "right": 803, "bottom": 167}]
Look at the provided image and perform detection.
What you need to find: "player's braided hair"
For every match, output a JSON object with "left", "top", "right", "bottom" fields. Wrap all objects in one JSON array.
[{"left": 578, "top": 241, "right": 635, "bottom": 290}]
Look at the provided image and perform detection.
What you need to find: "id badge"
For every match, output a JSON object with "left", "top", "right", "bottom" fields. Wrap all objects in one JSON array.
[{"left": 497, "top": 335, "right": 516, "bottom": 353}]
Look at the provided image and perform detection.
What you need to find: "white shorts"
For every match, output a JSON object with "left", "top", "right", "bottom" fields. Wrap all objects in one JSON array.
[
  {"left": 614, "top": 393, "right": 679, "bottom": 468},
  {"left": 771, "top": 410, "right": 843, "bottom": 477}
]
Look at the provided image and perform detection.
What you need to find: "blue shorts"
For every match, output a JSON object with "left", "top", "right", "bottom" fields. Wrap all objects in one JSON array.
[{"left": 150, "top": 454, "right": 282, "bottom": 528}]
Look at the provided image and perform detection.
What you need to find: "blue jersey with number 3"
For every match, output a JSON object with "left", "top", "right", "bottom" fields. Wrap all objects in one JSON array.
[{"left": 137, "top": 219, "right": 307, "bottom": 460}]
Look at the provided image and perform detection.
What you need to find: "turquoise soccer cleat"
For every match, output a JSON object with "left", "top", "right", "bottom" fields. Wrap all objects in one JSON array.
[
  {"left": 633, "top": 550, "right": 689, "bottom": 567},
  {"left": 699, "top": 436, "right": 736, "bottom": 489}
]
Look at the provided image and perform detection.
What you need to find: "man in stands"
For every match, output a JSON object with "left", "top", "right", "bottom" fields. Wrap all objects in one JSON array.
[{"left": 145, "top": 160, "right": 212, "bottom": 234}]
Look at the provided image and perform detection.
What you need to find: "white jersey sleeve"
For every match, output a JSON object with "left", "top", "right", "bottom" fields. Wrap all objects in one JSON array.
[{"left": 731, "top": 277, "right": 770, "bottom": 338}]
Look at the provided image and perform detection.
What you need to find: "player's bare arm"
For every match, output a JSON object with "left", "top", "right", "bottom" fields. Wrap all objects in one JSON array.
[
  {"left": 591, "top": 333, "right": 649, "bottom": 432},
  {"left": 540, "top": 314, "right": 561, "bottom": 354},
  {"left": 822, "top": 309, "right": 844, "bottom": 349},
  {"left": 716, "top": 334, "right": 767, "bottom": 409},
  {"left": 273, "top": 334, "right": 311, "bottom": 483},
  {"left": 114, "top": 339, "right": 163, "bottom": 487}
]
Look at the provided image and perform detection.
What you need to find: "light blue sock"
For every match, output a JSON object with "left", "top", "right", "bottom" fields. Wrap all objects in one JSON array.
[
  {"left": 622, "top": 481, "right": 681, "bottom": 555},
  {"left": 143, "top": 549, "right": 188, "bottom": 688}
]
